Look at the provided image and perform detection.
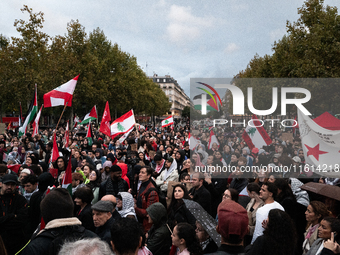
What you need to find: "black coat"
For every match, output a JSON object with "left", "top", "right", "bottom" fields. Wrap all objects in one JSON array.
[
  {"left": 167, "top": 201, "right": 196, "bottom": 230},
  {"left": 189, "top": 185, "right": 212, "bottom": 215},
  {"left": 0, "top": 192, "right": 28, "bottom": 255},
  {"left": 76, "top": 203, "right": 95, "bottom": 232}
]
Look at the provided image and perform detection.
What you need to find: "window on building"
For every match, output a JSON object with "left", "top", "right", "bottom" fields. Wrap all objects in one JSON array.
[
  {"left": 157, "top": 79, "right": 160, "bottom": 82},
  {"left": 163, "top": 79, "right": 166, "bottom": 82}
]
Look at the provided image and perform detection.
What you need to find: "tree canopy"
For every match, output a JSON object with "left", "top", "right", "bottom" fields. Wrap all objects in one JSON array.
[
  {"left": 0, "top": 5, "right": 170, "bottom": 120},
  {"left": 235, "top": 0, "right": 340, "bottom": 116}
]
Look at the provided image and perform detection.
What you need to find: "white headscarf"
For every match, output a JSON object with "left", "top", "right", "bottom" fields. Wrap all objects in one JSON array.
[{"left": 118, "top": 192, "right": 137, "bottom": 220}]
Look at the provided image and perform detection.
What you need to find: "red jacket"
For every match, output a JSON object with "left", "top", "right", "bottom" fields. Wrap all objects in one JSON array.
[{"left": 135, "top": 180, "right": 159, "bottom": 233}]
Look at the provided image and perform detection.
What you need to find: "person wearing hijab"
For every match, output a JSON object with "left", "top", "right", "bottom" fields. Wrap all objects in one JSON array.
[{"left": 117, "top": 191, "right": 137, "bottom": 219}]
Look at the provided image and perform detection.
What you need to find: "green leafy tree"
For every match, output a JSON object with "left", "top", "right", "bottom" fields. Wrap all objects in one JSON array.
[{"left": 237, "top": 0, "right": 340, "bottom": 115}]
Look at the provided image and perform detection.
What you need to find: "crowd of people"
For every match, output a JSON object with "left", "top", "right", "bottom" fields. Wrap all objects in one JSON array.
[{"left": 0, "top": 122, "right": 340, "bottom": 255}]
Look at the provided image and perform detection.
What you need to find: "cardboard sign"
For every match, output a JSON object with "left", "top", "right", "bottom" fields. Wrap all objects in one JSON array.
[{"left": 281, "top": 132, "right": 294, "bottom": 144}]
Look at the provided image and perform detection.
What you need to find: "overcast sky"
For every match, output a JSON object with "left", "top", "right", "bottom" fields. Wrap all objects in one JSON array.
[{"left": 2, "top": 0, "right": 340, "bottom": 96}]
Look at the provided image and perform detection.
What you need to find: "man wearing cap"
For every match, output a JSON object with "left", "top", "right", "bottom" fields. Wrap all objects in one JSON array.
[
  {"left": 98, "top": 164, "right": 129, "bottom": 200},
  {"left": 101, "top": 194, "right": 122, "bottom": 222},
  {"left": 92, "top": 200, "right": 116, "bottom": 247},
  {"left": 0, "top": 174, "right": 29, "bottom": 255},
  {"left": 207, "top": 200, "right": 248, "bottom": 254}
]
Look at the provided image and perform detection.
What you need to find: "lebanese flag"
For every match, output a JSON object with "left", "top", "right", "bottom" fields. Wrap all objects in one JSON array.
[
  {"left": 19, "top": 85, "right": 38, "bottom": 137},
  {"left": 32, "top": 105, "right": 43, "bottom": 136},
  {"left": 99, "top": 101, "right": 111, "bottom": 136},
  {"left": 242, "top": 114, "right": 272, "bottom": 150},
  {"left": 62, "top": 157, "right": 73, "bottom": 195},
  {"left": 162, "top": 116, "right": 174, "bottom": 128},
  {"left": 111, "top": 110, "right": 136, "bottom": 139},
  {"left": 298, "top": 109, "right": 340, "bottom": 177},
  {"left": 44, "top": 75, "right": 79, "bottom": 107},
  {"left": 64, "top": 120, "right": 69, "bottom": 148},
  {"left": 189, "top": 132, "right": 199, "bottom": 150},
  {"left": 208, "top": 129, "right": 220, "bottom": 149},
  {"left": 50, "top": 133, "right": 60, "bottom": 164},
  {"left": 81, "top": 105, "right": 97, "bottom": 125},
  {"left": 73, "top": 115, "right": 81, "bottom": 129}
]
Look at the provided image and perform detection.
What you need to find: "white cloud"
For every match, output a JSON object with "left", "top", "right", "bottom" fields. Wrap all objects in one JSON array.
[
  {"left": 165, "top": 5, "right": 213, "bottom": 45},
  {"left": 224, "top": 43, "right": 240, "bottom": 54}
]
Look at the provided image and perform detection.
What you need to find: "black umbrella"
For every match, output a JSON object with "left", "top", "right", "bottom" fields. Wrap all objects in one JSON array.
[{"left": 183, "top": 199, "right": 221, "bottom": 246}]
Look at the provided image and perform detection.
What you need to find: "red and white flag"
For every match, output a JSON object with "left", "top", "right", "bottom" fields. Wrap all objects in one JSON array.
[
  {"left": 43, "top": 75, "right": 79, "bottom": 107},
  {"left": 111, "top": 110, "right": 135, "bottom": 139},
  {"left": 73, "top": 115, "right": 80, "bottom": 129},
  {"left": 208, "top": 129, "right": 220, "bottom": 149},
  {"left": 242, "top": 114, "right": 272, "bottom": 150},
  {"left": 99, "top": 101, "right": 111, "bottom": 136},
  {"left": 189, "top": 132, "right": 199, "bottom": 150},
  {"left": 32, "top": 105, "right": 43, "bottom": 136},
  {"left": 298, "top": 109, "right": 340, "bottom": 177},
  {"left": 64, "top": 120, "right": 69, "bottom": 148},
  {"left": 162, "top": 116, "right": 174, "bottom": 128}
]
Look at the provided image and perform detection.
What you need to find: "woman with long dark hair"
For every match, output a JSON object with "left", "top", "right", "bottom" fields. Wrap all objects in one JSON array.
[
  {"left": 171, "top": 222, "right": 203, "bottom": 255},
  {"left": 86, "top": 169, "right": 101, "bottom": 204},
  {"left": 246, "top": 209, "right": 297, "bottom": 255},
  {"left": 167, "top": 184, "right": 196, "bottom": 230},
  {"left": 306, "top": 217, "right": 340, "bottom": 255},
  {"left": 303, "top": 201, "right": 331, "bottom": 254}
]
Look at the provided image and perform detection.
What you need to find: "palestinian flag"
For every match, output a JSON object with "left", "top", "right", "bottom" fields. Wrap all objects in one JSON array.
[
  {"left": 81, "top": 105, "right": 97, "bottom": 125},
  {"left": 110, "top": 110, "right": 135, "bottom": 139},
  {"left": 86, "top": 121, "right": 93, "bottom": 146},
  {"left": 62, "top": 157, "right": 73, "bottom": 196},
  {"left": 242, "top": 114, "right": 272, "bottom": 150},
  {"left": 19, "top": 84, "right": 38, "bottom": 137},
  {"left": 162, "top": 116, "right": 174, "bottom": 128}
]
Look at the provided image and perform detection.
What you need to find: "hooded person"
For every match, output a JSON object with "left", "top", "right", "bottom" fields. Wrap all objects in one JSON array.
[
  {"left": 146, "top": 202, "right": 172, "bottom": 255},
  {"left": 101, "top": 160, "right": 112, "bottom": 183},
  {"left": 175, "top": 149, "right": 186, "bottom": 172},
  {"left": 117, "top": 191, "right": 137, "bottom": 219},
  {"left": 155, "top": 157, "right": 178, "bottom": 194},
  {"left": 117, "top": 162, "right": 130, "bottom": 188}
]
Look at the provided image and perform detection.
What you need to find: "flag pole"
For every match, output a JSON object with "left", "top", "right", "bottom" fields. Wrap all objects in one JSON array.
[{"left": 55, "top": 102, "right": 68, "bottom": 130}]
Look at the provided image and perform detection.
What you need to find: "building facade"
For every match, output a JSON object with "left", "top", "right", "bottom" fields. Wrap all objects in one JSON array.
[{"left": 150, "top": 74, "right": 190, "bottom": 117}]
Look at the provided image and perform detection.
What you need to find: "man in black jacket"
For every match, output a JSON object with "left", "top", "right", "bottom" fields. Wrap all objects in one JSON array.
[
  {"left": 0, "top": 174, "right": 28, "bottom": 255},
  {"left": 98, "top": 165, "right": 129, "bottom": 200},
  {"left": 21, "top": 188, "right": 97, "bottom": 255},
  {"left": 189, "top": 172, "right": 212, "bottom": 215}
]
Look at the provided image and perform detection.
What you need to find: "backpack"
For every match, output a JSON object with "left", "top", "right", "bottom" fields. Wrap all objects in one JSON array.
[
  {"left": 37, "top": 225, "right": 88, "bottom": 255},
  {"left": 144, "top": 187, "right": 167, "bottom": 209}
]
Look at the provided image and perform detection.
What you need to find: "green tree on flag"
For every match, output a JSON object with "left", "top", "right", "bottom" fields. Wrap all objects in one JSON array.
[
  {"left": 117, "top": 123, "right": 125, "bottom": 132},
  {"left": 247, "top": 127, "right": 256, "bottom": 137},
  {"left": 165, "top": 120, "right": 169, "bottom": 124}
]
